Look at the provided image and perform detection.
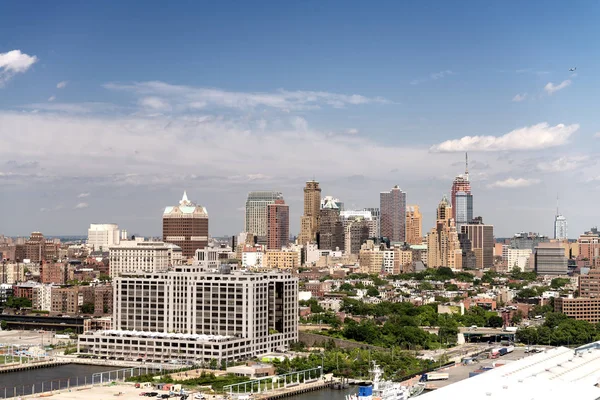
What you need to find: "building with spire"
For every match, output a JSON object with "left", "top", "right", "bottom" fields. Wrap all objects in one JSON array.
[
  {"left": 554, "top": 196, "right": 568, "bottom": 241},
  {"left": 298, "top": 181, "right": 321, "bottom": 245},
  {"left": 427, "top": 196, "right": 462, "bottom": 269},
  {"left": 380, "top": 185, "right": 407, "bottom": 243},
  {"left": 245, "top": 191, "right": 284, "bottom": 244},
  {"left": 451, "top": 153, "right": 473, "bottom": 231},
  {"left": 163, "top": 191, "right": 209, "bottom": 258}
]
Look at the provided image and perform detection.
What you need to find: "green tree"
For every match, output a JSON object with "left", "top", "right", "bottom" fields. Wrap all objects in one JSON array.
[
  {"left": 366, "top": 287, "right": 380, "bottom": 297},
  {"left": 516, "top": 288, "right": 537, "bottom": 298},
  {"left": 0, "top": 320, "right": 7, "bottom": 330},
  {"left": 81, "top": 302, "right": 95, "bottom": 314},
  {"left": 339, "top": 283, "right": 354, "bottom": 292},
  {"left": 487, "top": 315, "right": 504, "bottom": 328},
  {"left": 550, "top": 278, "right": 570, "bottom": 289},
  {"left": 511, "top": 311, "right": 523, "bottom": 325}
]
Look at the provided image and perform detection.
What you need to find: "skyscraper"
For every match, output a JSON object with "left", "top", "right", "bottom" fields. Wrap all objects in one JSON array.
[
  {"left": 405, "top": 205, "right": 423, "bottom": 245},
  {"left": 267, "top": 199, "right": 289, "bottom": 250},
  {"left": 245, "top": 191, "right": 284, "bottom": 244},
  {"left": 344, "top": 218, "right": 370, "bottom": 255},
  {"left": 451, "top": 153, "right": 472, "bottom": 223},
  {"left": 363, "top": 207, "right": 380, "bottom": 237},
  {"left": 163, "top": 191, "right": 209, "bottom": 258},
  {"left": 461, "top": 218, "right": 494, "bottom": 269},
  {"left": 318, "top": 197, "right": 344, "bottom": 251},
  {"left": 380, "top": 185, "right": 406, "bottom": 243},
  {"left": 298, "top": 180, "right": 321, "bottom": 245},
  {"left": 554, "top": 196, "right": 568, "bottom": 240},
  {"left": 427, "top": 196, "right": 462, "bottom": 269}
]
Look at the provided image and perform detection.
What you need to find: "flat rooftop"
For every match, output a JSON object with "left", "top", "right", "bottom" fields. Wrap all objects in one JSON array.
[
  {"left": 420, "top": 343, "right": 600, "bottom": 400},
  {"left": 84, "top": 330, "right": 234, "bottom": 342}
]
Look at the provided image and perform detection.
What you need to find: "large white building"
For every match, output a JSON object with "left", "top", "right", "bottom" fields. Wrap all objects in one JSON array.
[
  {"left": 108, "top": 240, "right": 182, "bottom": 278},
  {"left": 244, "top": 191, "right": 284, "bottom": 245},
  {"left": 87, "top": 224, "right": 121, "bottom": 251},
  {"left": 554, "top": 214, "right": 568, "bottom": 240},
  {"left": 506, "top": 248, "right": 532, "bottom": 272},
  {"left": 420, "top": 343, "right": 600, "bottom": 400},
  {"left": 78, "top": 257, "right": 298, "bottom": 363},
  {"left": 32, "top": 284, "right": 54, "bottom": 311}
]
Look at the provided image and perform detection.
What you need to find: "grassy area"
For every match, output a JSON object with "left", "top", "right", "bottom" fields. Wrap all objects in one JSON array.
[{"left": 0, "top": 356, "right": 24, "bottom": 364}]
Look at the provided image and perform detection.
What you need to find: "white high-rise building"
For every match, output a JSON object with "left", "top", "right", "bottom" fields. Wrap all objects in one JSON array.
[
  {"left": 244, "top": 191, "right": 284, "bottom": 245},
  {"left": 108, "top": 240, "right": 182, "bottom": 278},
  {"left": 78, "top": 264, "right": 298, "bottom": 363},
  {"left": 87, "top": 224, "right": 121, "bottom": 251},
  {"left": 554, "top": 215, "right": 568, "bottom": 241}
]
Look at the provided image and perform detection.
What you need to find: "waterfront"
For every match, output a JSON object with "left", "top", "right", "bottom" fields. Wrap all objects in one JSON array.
[
  {"left": 286, "top": 387, "right": 354, "bottom": 400},
  {"left": 0, "top": 364, "right": 134, "bottom": 398}
]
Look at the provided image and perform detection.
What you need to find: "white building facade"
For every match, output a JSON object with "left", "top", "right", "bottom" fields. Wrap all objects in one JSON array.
[
  {"left": 554, "top": 214, "right": 568, "bottom": 241},
  {"left": 108, "top": 241, "right": 182, "bottom": 278},
  {"left": 87, "top": 224, "right": 121, "bottom": 251}
]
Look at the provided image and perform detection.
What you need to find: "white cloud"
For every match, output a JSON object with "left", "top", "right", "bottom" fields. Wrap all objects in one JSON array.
[
  {"left": 544, "top": 80, "right": 571, "bottom": 95},
  {"left": 77, "top": 192, "right": 90, "bottom": 198},
  {"left": 104, "top": 81, "right": 389, "bottom": 111},
  {"left": 74, "top": 202, "right": 89, "bottom": 209},
  {"left": 56, "top": 81, "right": 68, "bottom": 89},
  {"left": 48, "top": 96, "right": 56, "bottom": 102},
  {"left": 488, "top": 178, "right": 540, "bottom": 188},
  {"left": 512, "top": 93, "right": 527, "bottom": 102},
  {"left": 430, "top": 122, "right": 579, "bottom": 152},
  {"left": 410, "top": 70, "right": 453, "bottom": 85},
  {"left": 138, "top": 96, "right": 171, "bottom": 111},
  {"left": 22, "top": 102, "right": 117, "bottom": 113},
  {"left": 346, "top": 128, "right": 359, "bottom": 135},
  {"left": 0, "top": 50, "right": 38, "bottom": 86},
  {"left": 536, "top": 156, "right": 589, "bottom": 172},
  {"left": 594, "top": 132, "right": 600, "bottom": 138}
]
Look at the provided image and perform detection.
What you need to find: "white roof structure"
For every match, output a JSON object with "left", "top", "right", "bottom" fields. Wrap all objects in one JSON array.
[
  {"left": 93, "top": 330, "right": 233, "bottom": 342},
  {"left": 420, "top": 344, "right": 600, "bottom": 400}
]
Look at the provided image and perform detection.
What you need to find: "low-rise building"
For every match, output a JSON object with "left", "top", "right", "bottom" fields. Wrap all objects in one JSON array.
[
  {"left": 226, "top": 362, "right": 275, "bottom": 378},
  {"left": 108, "top": 240, "right": 182, "bottom": 278},
  {"left": 264, "top": 250, "right": 300, "bottom": 270},
  {"left": 555, "top": 297, "right": 600, "bottom": 323}
]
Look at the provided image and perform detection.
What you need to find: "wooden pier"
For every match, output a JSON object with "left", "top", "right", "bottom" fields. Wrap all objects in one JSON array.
[{"left": 255, "top": 381, "right": 334, "bottom": 400}]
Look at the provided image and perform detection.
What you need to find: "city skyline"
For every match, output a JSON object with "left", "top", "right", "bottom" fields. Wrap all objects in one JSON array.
[{"left": 2, "top": 2, "right": 600, "bottom": 237}]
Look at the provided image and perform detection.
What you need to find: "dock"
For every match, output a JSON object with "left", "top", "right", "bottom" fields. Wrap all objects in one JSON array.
[
  {"left": 0, "top": 359, "right": 68, "bottom": 373},
  {"left": 255, "top": 380, "right": 334, "bottom": 400}
]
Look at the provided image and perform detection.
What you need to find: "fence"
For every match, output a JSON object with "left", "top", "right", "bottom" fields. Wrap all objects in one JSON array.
[{"left": 0, "top": 366, "right": 156, "bottom": 398}]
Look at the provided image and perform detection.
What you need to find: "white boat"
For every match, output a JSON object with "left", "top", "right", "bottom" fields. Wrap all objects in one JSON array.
[{"left": 345, "top": 363, "right": 424, "bottom": 400}]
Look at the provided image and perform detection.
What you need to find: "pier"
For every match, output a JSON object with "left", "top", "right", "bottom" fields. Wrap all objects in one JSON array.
[{"left": 0, "top": 359, "right": 68, "bottom": 373}]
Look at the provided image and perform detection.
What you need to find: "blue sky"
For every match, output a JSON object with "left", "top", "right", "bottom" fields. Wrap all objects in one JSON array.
[{"left": 1, "top": 1, "right": 599, "bottom": 238}]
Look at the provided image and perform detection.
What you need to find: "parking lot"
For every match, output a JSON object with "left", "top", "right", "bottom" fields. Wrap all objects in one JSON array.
[{"left": 423, "top": 347, "right": 538, "bottom": 390}]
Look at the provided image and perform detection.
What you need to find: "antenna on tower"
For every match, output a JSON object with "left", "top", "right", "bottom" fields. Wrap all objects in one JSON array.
[
  {"left": 465, "top": 152, "right": 469, "bottom": 180},
  {"left": 556, "top": 193, "right": 559, "bottom": 216}
]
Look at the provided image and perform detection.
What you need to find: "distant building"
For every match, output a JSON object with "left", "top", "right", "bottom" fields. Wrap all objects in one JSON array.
[
  {"left": 264, "top": 250, "right": 301, "bottom": 270},
  {"left": 405, "top": 205, "right": 423, "bottom": 245},
  {"left": 450, "top": 153, "right": 472, "bottom": 225},
  {"left": 87, "top": 224, "right": 120, "bottom": 251},
  {"left": 427, "top": 196, "right": 462, "bottom": 269},
  {"left": 510, "top": 232, "right": 549, "bottom": 251},
  {"left": 51, "top": 287, "right": 82, "bottom": 315},
  {"left": 535, "top": 243, "right": 568, "bottom": 275},
  {"left": 554, "top": 215, "right": 568, "bottom": 241},
  {"left": 321, "top": 196, "right": 344, "bottom": 211},
  {"left": 555, "top": 297, "right": 600, "bottom": 323},
  {"left": 318, "top": 198, "right": 344, "bottom": 251},
  {"left": 380, "top": 186, "right": 406, "bottom": 242},
  {"left": 267, "top": 199, "right": 289, "bottom": 250},
  {"left": 461, "top": 219, "right": 494, "bottom": 269},
  {"left": 579, "top": 269, "right": 600, "bottom": 298},
  {"left": 578, "top": 230, "right": 600, "bottom": 267},
  {"left": 506, "top": 248, "right": 533, "bottom": 272},
  {"left": 363, "top": 207, "right": 380, "bottom": 237},
  {"left": 108, "top": 240, "right": 182, "bottom": 278},
  {"left": 245, "top": 191, "right": 284, "bottom": 245},
  {"left": 345, "top": 218, "right": 370, "bottom": 255},
  {"left": 163, "top": 191, "right": 209, "bottom": 258},
  {"left": 298, "top": 181, "right": 321, "bottom": 245},
  {"left": 340, "top": 210, "right": 378, "bottom": 238}
]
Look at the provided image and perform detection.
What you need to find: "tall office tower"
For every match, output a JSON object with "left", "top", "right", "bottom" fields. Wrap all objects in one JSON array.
[
  {"left": 426, "top": 196, "right": 462, "bottom": 269},
  {"left": 267, "top": 199, "right": 290, "bottom": 250},
  {"left": 380, "top": 185, "right": 407, "bottom": 242},
  {"left": 345, "top": 218, "right": 370, "bottom": 255},
  {"left": 363, "top": 207, "right": 380, "bottom": 237},
  {"left": 535, "top": 243, "right": 568, "bottom": 275},
  {"left": 460, "top": 218, "right": 494, "bottom": 269},
  {"left": 454, "top": 191, "right": 473, "bottom": 232},
  {"left": 298, "top": 180, "right": 321, "bottom": 245},
  {"left": 79, "top": 263, "right": 298, "bottom": 363},
  {"left": 87, "top": 224, "right": 120, "bottom": 251},
  {"left": 318, "top": 198, "right": 344, "bottom": 251},
  {"left": 451, "top": 153, "right": 472, "bottom": 223},
  {"left": 245, "top": 191, "right": 284, "bottom": 245},
  {"left": 554, "top": 197, "right": 568, "bottom": 240},
  {"left": 163, "top": 191, "right": 209, "bottom": 259},
  {"left": 405, "top": 205, "right": 423, "bottom": 245}
]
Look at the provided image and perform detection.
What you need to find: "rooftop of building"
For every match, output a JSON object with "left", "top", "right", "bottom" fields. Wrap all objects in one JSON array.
[
  {"left": 420, "top": 343, "right": 600, "bottom": 400},
  {"left": 86, "top": 330, "right": 234, "bottom": 342},
  {"left": 163, "top": 191, "right": 208, "bottom": 217}
]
